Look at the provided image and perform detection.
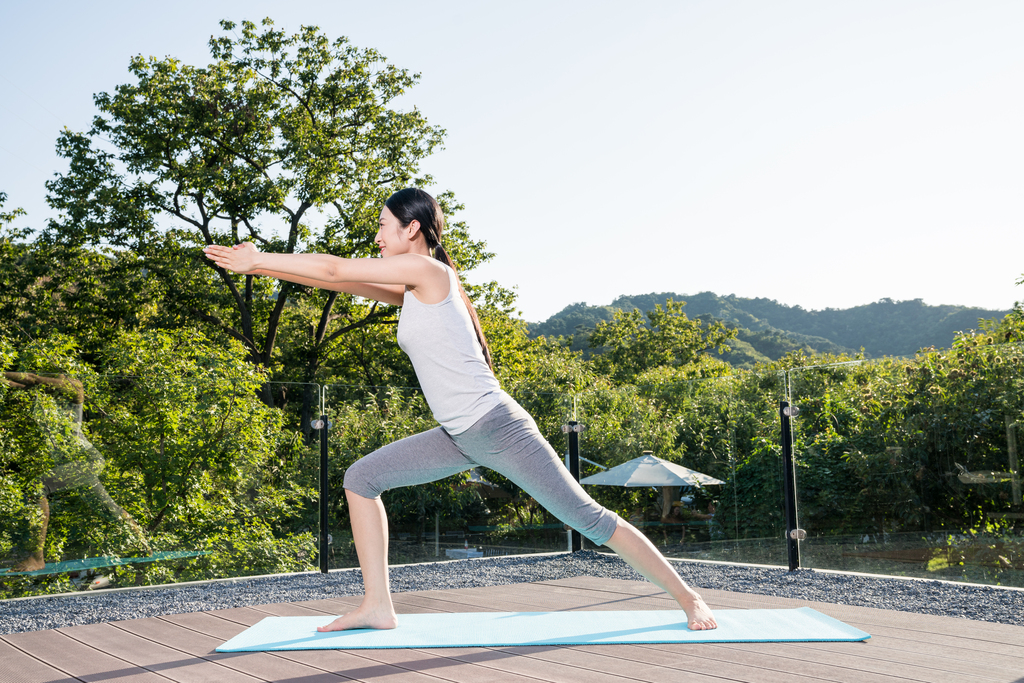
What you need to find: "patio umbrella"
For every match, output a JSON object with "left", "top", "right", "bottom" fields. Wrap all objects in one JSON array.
[
  {"left": 579, "top": 452, "right": 725, "bottom": 487},
  {"left": 581, "top": 451, "right": 724, "bottom": 539}
]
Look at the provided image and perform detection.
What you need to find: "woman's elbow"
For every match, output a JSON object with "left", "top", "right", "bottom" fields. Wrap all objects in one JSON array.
[{"left": 322, "top": 261, "right": 344, "bottom": 282}]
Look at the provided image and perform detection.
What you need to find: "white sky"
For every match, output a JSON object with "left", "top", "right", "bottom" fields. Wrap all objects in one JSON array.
[{"left": 2, "top": 0, "right": 1022, "bottom": 321}]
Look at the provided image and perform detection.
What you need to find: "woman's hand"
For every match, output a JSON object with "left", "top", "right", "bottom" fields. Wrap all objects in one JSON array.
[{"left": 204, "top": 242, "right": 261, "bottom": 274}]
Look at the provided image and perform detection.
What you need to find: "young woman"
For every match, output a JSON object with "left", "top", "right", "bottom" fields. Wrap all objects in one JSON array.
[{"left": 204, "top": 188, "right": 717, "bottom": 632}]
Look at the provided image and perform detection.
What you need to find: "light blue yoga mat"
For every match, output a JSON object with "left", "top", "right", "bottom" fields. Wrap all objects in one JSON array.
[{"left": 216, "top": 607, "right": 870, "bottom": 651}]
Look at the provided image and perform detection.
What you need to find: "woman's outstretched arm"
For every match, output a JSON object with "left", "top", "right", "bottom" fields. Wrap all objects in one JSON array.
[
  {"left": 204, "top": 243, "right": 444, "bottom": 305},
  {"left": 248, "top": 267, "right": 406, "bottom": 305}
]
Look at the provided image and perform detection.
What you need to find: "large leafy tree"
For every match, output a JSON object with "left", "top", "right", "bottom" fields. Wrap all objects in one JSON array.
[
  {"left": 587, "top": 299, "right": 736, "bottom": 384},
  {"left": 0, "top": 194, "right": 31, "bottom": 340},
  {"left": 42, "top": 19, "right": 492, "bottom": 389},
  {"left": 1, "top": 193, "right": 164, "bottom": 354},
  {"left": 0, "top": 329, "right": 316, "bottom": 597}
]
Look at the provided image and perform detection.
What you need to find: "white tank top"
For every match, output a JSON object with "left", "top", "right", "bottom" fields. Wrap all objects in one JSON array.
[{"left": 396, "top": 263, "right": 505, "bottom": 434}]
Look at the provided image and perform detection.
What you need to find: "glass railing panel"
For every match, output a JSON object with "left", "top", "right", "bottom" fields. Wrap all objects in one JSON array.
[
  {"left": 572, "top": 373, "right": 788, "bottom": 566},
  {"left": 789, "top": 345, "right": 1024, "bottom": 586},
  {"left": 260, "top": 380, "right": 323, "bottom": 576},
  {"left": 324, "top": 384, "right": 450, "bottom": 568},
  {"left": 0, "top": 373, "right": 319, "bottom": 598},
  {"left": 323, "top": 384, "right": 580, "bottom": 567},
  {"left": 1, "top": 371, "right": 103, "bottom": 597},
  {"left": 499, "top": 388, "right": 578, "bottom": 556}
]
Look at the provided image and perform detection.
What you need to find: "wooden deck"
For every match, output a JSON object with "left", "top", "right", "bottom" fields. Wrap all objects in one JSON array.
[{"left": 2, "top": 575, "right": 1022, "bottom": 683}]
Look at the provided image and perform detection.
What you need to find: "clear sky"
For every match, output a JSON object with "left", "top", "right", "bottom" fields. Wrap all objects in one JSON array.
[{"left": 2, "top": 1, "right": 1022, "bottom": 322}]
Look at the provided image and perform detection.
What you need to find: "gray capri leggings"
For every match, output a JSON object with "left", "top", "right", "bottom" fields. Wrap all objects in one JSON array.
[{"left": 343, "top": 394, "right": 621, "bottom": 546}]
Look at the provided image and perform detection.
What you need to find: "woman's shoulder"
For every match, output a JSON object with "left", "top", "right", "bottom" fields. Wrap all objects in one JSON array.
[{"left": 398, "top": 255, "right": 453, "bottom": 306}]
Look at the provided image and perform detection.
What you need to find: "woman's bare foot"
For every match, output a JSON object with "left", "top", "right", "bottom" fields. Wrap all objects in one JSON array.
[
  {"left": 317, "top": 603, "right": 398, "bottom": 632},
  {"left": 602, "top": 520, "right": 718, "bottom": 631},
  {"left": 680, "top": 590, "right": 717, "bottom": 630}
]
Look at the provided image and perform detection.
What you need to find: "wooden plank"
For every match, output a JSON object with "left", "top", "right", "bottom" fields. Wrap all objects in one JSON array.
[
  {"left": 437, "top": 645, "right": 759, "bottom": 683},
  {"left": 3, "top": 628, "right": 163, "bottom": 683},
  {"left": 541, "top": 575, "right": 1024, "bottom": 643},
  {"left": 393, "top": 586, "right": 630, "bottom": 616},
  {"left": 412, "top": 580, "right": 695, "bottom": 616},
  {"left": 691, "top": 642, "right": 997, "bottom": 683},
  {"left": 805, "top": 635, "right": 1024, "bottom": 672},
  {"left": 57, "top": 622, "right": 260, "bottom": 683},
  {"left": 5, "top": 575, "right": 1015, "bottom": 683},
  {"left": 339, "top": 645, "right": 577, "bottom": 683},
  {"left": 287, "top": 598, "right": 442, "bottom": 619},
  {"left": 522, "top": 579, "right": 1024, "bottom": 679},
  {"left": 392, "top": 644, "right": 677, "bottom": 683},
  {"left": 427, "top": 580, "right": 677, "bottom": 612},
  {"left": 750, "top": 639, "right": 1023, "bottom": 681},
  {"left": 577, "top": 642, "right": 900, "bottom": 683},
  {"left": 400, "top": 645, "right": 627, "bottom": 683},
  {"left": 114, "top": 616, "right": 348, "bottom": 683},
  {"left": 489, "top": 643, "right": 836, "bottom": 683},
  {"left": 391, "top": 590, "right": 903, "bottom": 683},
  {"left": 390, "top": 586, "right": 889, "bottom": 683},
  {"left": 157, "top": 612, "right": 251, "bottom": 641},
  {"left": 409, "top": 579, "right": 1011, "bottom": 683},
  {"left": 524, "top": 578, "right": 1024, "bottom": 655},
  {"left": 0, "top": 639, "right": 79, "bottom": 683}
]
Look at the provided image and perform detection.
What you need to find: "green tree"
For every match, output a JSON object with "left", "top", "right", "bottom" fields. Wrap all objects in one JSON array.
[
  {"left": 588, "top": 299, "right": 736, "bottom": 383},
  {"left": 0, "top": 195, "right": 163, "bottom": 354},
  {"left": 0, "top": 330, "right": 317, "bottom": 597},
  {"left": 92, "top": 329, "right": 316, "bottom": 583},
  {"left": 41, "top": 19, "right": 494, "bottom": 392},
  {"left": 0, "top": 334, "right": 30, "bottom": 564},
  {"left": 0, "top": 194, "right": 31, "bottom": 341},
  {"left": 980, "top": 302, "right": 1024, "bottom": 344}
]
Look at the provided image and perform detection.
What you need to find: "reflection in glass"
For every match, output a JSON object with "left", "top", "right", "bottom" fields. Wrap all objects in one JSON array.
[
  {"left": 789, "top": 347, "right": 1024, "bottom": 587},
  {"left": 2, "top": 374, "right": 149, "bottom": 579}
]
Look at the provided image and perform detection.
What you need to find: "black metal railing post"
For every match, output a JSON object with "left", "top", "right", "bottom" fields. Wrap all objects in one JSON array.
[
  {"left": 780, "top": 400, "right": 804, "bottom": 571},
  {"left": 314, "top": 414, "right": 330, "bottom": 574},
  {"left": 562, "top": 420, "right": 584, "bottom": 552}
]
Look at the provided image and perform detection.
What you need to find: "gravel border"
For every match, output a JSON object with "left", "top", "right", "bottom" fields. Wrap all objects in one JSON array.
[{"left": 1, "top": 551, "right": 1021, "bottom": 635}]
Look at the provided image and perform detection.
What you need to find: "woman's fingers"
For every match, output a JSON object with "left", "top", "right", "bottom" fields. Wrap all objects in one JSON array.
[{"left": 203, "top": 244, "right": 252, "bottom": 273}]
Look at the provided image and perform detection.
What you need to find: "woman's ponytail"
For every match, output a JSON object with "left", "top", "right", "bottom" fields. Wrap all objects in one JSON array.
[{"left": 433, "top": 244, "right": 493, "bottom": 369}]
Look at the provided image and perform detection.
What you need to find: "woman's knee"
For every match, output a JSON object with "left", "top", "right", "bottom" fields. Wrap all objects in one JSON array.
[{"left": 342, "top": 458, "right": 382, "bottom": 499}]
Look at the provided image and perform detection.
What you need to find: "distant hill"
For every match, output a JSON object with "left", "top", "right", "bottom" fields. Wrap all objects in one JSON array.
[{"left": 527, "top": 292, "right": 1010, "bottom": 366}]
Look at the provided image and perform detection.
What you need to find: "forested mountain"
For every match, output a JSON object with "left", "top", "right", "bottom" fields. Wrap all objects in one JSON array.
[{"left": 528, "top": 292, "right": 1010, "bottom": 365}]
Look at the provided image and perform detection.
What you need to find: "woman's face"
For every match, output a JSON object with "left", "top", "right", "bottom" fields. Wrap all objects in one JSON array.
[{"left": 375, "top": 206, "right": 415, "bottom": 257}]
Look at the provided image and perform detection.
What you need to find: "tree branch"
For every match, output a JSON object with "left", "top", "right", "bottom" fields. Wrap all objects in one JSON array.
[
  {"left": 2, "top": 372, "right": 84, "bottom": 404},
  {"left": 164, "top": 182, "right": 204, "bottom": 230},
  {"left": 321, "top": 303, "right": 396, "bottom": 346},
  {"left": 261, "top": 281, "right": 291, "bottom": 365},
  {"left": 197, "top": 132, "right": 274, "bottom": 183},
  {"left": 250, "top": 68, "right": 318, "bottom": 126},
  {"left": 186, "top": 306, "right": 256, "bottom": 353},
  {"left": 241, "top": 217, "right": 271, "bottom": 245},
  {"left": 286, "top": 200, "right": 313, "bottom": 252},
  {"left": 315, "top": 291, "right": 338, "bottom": 344}
]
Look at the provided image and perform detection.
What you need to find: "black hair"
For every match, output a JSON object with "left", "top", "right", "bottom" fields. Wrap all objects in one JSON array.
[{"left": 384, "top": 188, "right": 493, "bottom": 369}]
